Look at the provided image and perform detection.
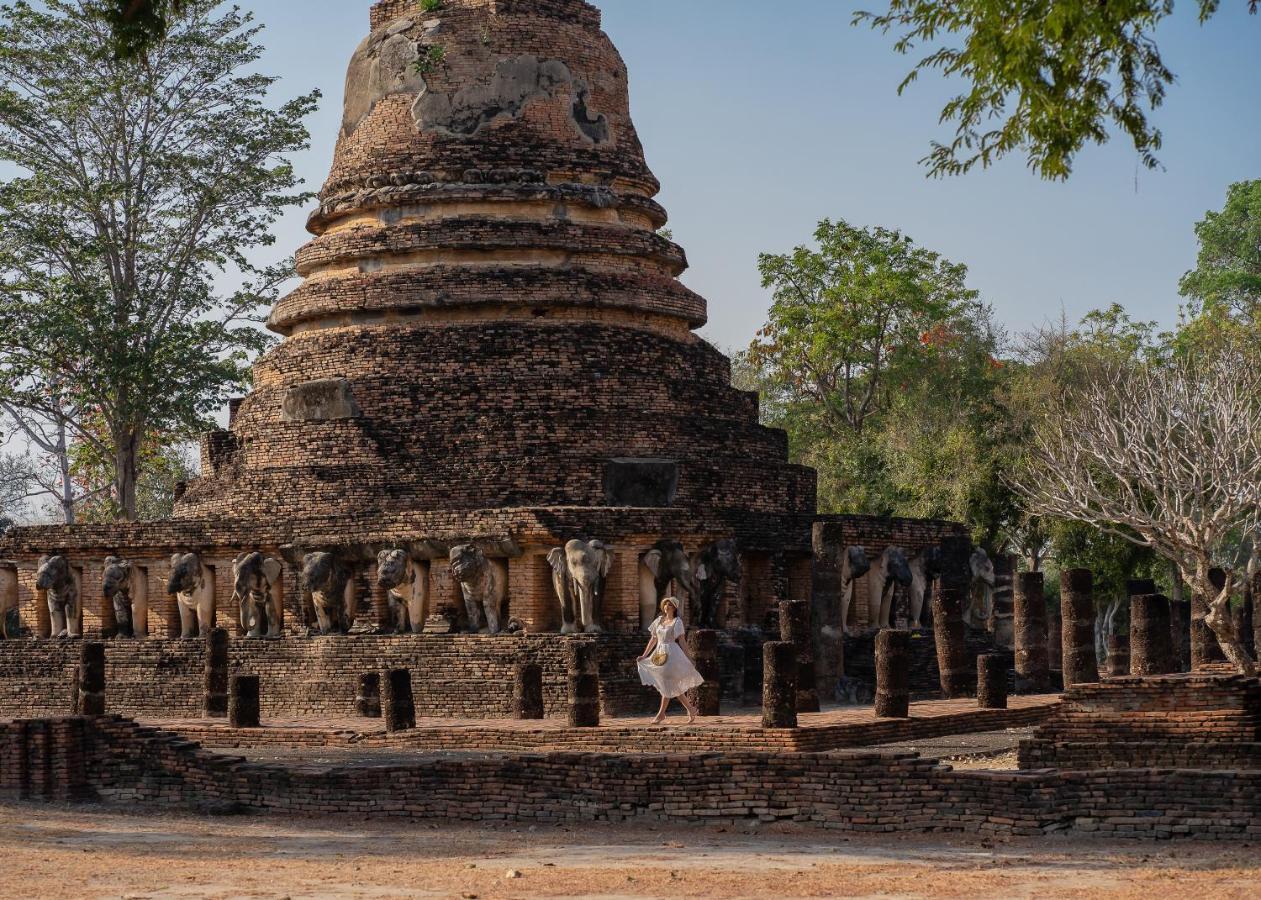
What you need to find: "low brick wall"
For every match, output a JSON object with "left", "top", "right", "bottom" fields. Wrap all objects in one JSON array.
[
  {"left": 0, "top": 635, "right": 657, "bottom": 720},
  {"left": 4, "top": 715, "right": 1260, "bottom": 839},
  {"left": 1019, "top": 673, "right": 1261, "bottom": 770}
]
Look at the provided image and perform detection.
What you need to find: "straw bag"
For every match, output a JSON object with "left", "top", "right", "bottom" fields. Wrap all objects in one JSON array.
[{"left": 650, "top": 644, "right": 668, "bottom": 667}]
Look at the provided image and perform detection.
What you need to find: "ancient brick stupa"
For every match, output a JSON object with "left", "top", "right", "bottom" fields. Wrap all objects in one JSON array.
[{"left": 0, "top": 0, "right": 820, "bottom": 641}]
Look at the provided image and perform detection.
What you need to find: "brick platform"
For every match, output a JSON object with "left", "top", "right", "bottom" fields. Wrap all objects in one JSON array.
[{"left": 147, "top": 694, "right": 1059, "bottom": 754}]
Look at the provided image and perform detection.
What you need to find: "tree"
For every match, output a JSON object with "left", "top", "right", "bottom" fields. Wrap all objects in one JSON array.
[
  {"left": 104, "top": 0, "right": 187, "bottom": 58},
  {"left": 0, "top": 0, "right": 318, "bottom": 520},
  {"left": 1180, "top": 180, "right": 1261, "bottom": 323},
  {"left": 856, "top": 1, "right": 1258, "bottom": 179},
  {"left": 1016, "top": 342, "right": 1261, "bottom": 674},
  {"left": 0, "top": 452, "right": 33, "bottom": 523}
]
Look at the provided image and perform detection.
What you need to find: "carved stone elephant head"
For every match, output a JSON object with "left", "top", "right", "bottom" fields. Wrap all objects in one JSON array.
[
  {"left": 449, "top": 544, "right": 505, "bottom": 635},
  {"left": 102, "top": 556, "right": 139, "bottom": 639},
  {"left": 909, "top": 546, "right": 943, "bottom": 628},
  {"left": 639, "top": 539, "right": 694, "bottom": 629},
  {"left": 966, "top": 547, "right": 997, "bottom": 629},
  {"left": 37, "top": 554, "right": 79, "bottom": 639},
  {"left": 694, "top": 539, "right": 741, "bottom": 629},
  {"left": 561, "top": 539, "right": 612, "bottom": 634},
  {"left": 301, "top": 552, "right": 356, "bottom": 635},
  {"left": 869, "top": 546, "right": 912, "bottom": 630},
  {"left": 839, "top": 545, "right": 871, "bottom": 636},
  {"left": 377, "top": 549, "right": 428, "bottom": 634},
  {"left": 232, "top": 552, "right": 284, "bottom": 639},
  {"left": 167, "top": 552, "right": 214, "bottom": 639}
]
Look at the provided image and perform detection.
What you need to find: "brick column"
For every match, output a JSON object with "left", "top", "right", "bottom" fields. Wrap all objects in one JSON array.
[
  {"left": 1061, "top": 569, "right": 1099, "bottom": 688},
  {"left": 383, "top": 668, "right": 415, "bottom": 732},
  {"left": 229, "top": 675, "right": 260, "bottom": 728},
  {"left": 565, "top": 643, "right": 600, "bottom": 728},
  {"left": 514, "top": 662, "right": 544, "bottom": 720},
  {"left": 1106, "top": 634, "right": 1130, "bottom": 676},
  {"left": 79, "top": 642, "right": 105, "bottom": 717},
  {"left": 761, "top": 641, "right": 797, "bottom": 729},
  {"left": 1169, "top": 593, "right": 1191, "bottom": 672},
  {"left": 370, "top": 580, "right": 391, "bottom": 633},
  {"left": 977, "top": 654, "right": 1008, "bottom": 709},
  {"left": 990, "top": 555, "right": 1015, "bottom": 650},
  {"left": 778, "top": 600, "right": 818, "bottom": 713},
  {"left": 687, "top": 629, "right": 721, "bottom": 717},
  {"left": 1130, "top": 594, "right": 1175, "bottom": 676},
  {"left": 874, "top": 629, "right": 910, "bottom": 718},
  {"left": 932, "top": 537, "right": 972, "bottom": 698},
  {"left": 204, "top": 627, "right": 229, "bottom": 718},
  {"left": 1014, "top": 572, "right": 1049, "bottom": 694},
  {"left": 355, "top": 673, "right": 381, "bottom": 718}
]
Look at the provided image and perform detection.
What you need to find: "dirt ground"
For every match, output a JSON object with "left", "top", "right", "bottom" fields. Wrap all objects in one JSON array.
[{"left": 1, "top": 803, "right": 1258, "bottom": 899}]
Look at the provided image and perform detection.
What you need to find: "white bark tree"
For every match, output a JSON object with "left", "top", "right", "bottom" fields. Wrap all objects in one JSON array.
[{"left": 1015, "top": 345, "right": 1261, "bottom": 675}]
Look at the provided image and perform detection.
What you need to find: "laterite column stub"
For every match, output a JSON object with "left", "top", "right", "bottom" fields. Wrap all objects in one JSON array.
[
  {"left": 1061, "top": 568, "right": 1099, "bottom": 688},
  {"left": 514, "top": 662, "right": 544, "bottom": 720},
  {"left": 566, "top": 642, "right": 600, "bottom": 728},
  {"left": 383, "top": 668, "right": 416, "bottom": 732},
  {"left": 977, "top": 654, "right": 1008, "bottom": 710},
  {"left": 761, "top": 641, "right": 798, "bottom": 729},
  {"left": 687, "top": 629, "right": 721, "bottom": 717},
  {"left": 1014, "top": 572, "right": 1049, "bottom": 694},
  {"left": 874, "top": 629, "right": 911, "bottom": 718},
  {"left": 1131, "top": 594, "right": 1175, "bottom": 676},
  {"left": 229, "top": 675, "right": 261, "bottom": 729},
  {"left": 204, "top": 627, "right": 229, "bottom": 718},
  {"left": 779, "top": 600, "right": 819, "bottom": 713}
]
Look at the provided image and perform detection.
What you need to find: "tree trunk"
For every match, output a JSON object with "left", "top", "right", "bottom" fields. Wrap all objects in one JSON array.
[
  {"left": 114, "top": 429, "right": 140, "bottom": 521},
  {"left": 55, "top": 420, "right": 75, "bottom": 526},
  {"left": 1192, "top": 562, "right": 1257, "bottom": 676}
]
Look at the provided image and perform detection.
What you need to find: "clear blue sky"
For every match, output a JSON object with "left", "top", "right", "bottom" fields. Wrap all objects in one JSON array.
[{"left": 249, "top": 1, "right": 1259, "bottom": 353}]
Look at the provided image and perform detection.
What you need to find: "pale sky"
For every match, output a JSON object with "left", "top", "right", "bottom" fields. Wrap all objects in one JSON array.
[{"left": 251, "top": 0, "right": 1259, "bottom": 351}]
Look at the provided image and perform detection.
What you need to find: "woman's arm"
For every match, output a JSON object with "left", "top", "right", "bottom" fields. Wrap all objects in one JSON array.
[
  {"left": 676, "top": 623, "right": 694, "bottom": 663},
  {"left": 638, "top": 636, "right": 657, "bottom": 661}
]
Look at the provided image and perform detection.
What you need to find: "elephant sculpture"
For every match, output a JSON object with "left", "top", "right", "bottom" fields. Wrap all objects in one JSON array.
[
  {"left": 964, "top": 547, "right": 997, "bottom": 630},
  {"left": 909, "top": 546, "right": 943, "bottom": 628},
  {"left": 638, "top": 539, "right": 695, "bottom": 630},
  {"left": 102, "top": 556, "right": 145, "bottom": 638},
  {"left": 232, "top": 552, "right": 284, "bottom": 639},
  {"left": 1, "top": 563, "right": 20, "bottom": 639},
  {"left": 449, "top": 544, "right": 506, "bottom": 634},
  {"left": 167, "top": 552, "right": 215, "bottom": 638},
  {"left": 838, "top": 545, "right": 871, "bottom": 636},
  {"left": 301, "top": 552, "right": 357, "bottom": 635},
  {"left": 376, "top": 549, "right": 429, "bottom": 634},
  {"left": 868, "top": 546, "right": 913, "bottom": 630},
  {"left": 548, "top": 539, "right": 612, "bottom": 634},
  {"left": 693, "top": 539, "right": 741, "bottom": 629},
  {"left": 37, "top": 554, "right": 80, "bottom": 639}
]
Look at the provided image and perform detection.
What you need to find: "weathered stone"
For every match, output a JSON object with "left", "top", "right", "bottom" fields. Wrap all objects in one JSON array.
[
  {"left": 514, "top": 662, "right": 544, "bottom": 720},
  {"left": 761, "top": 641, "right": 797, "bottom": 729},
  {"left": 686, "top": 629, "right": 720, "bottom": 717},
  {"left": 355, "top": 672, "right": 382, "bottom": 718},
  {"left": 932, "top": 537, "right": 973, "bottom": 698},
  {"left": 874, "top": 629, "right": 910, "bottom": 718},
  {"left": 204, "top": 628, "right": 230, "bottom": 718},
  {"left": 1061, "top": 569, "right": 1099, "bottom": 688},
  {"left": 977, "top": 654, "right": 1008, "bottom": 710},
  {"left": 79, "top": 642, "right": 105, "bottom": 717},
  {"left": 1014, "top": 572, "right": 1050, "bottom": 694},
  {"left": 1131, "top": 594, "right": 1174, "bottom": 676},
  {"left": 382, "top": 668, "right": 415, "bottom": 732},
  {"left": 565, "top": 642, "right": 599, "bottom": 728},
  {"left": 229, "top": 675, "right": 261, "bottom": 728},
  {"left": 779, "top": 599, "right": 818, "bottom": 713}
]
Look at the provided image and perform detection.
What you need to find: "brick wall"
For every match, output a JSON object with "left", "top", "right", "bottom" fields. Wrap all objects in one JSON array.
[{"left": 5, "top": 715, "right": 1260, "bottom": 839}]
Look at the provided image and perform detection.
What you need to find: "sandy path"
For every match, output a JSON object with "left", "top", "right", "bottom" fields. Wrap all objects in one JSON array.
[{"left": 0, "top": 802, "right": 1257, "bottom": 899}]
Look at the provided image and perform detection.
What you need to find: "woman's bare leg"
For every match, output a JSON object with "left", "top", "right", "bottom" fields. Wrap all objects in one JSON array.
[
  {"left": 652, "top": 694, "right": 669, "bottom": 724},
  {"left": 679, "top": 692, "right": 698, "bottom": 724}
]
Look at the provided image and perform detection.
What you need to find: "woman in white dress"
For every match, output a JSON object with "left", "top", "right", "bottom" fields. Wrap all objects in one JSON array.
[{"left": 637, "top": 597, "right": 704, "bottom": 724}]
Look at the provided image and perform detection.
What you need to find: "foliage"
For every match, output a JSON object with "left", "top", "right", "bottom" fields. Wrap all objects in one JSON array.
[
  {"left": 0, "top": 0, "right": 317, "bottom": 520},
  {"left": 0, "top": 451, "right": 33, "bottom": 522},
  {"left": 70, "top": 433, "right": 198, "bottom": 522},
  {"left": 421, "top": 0, "right": 443, "bottom": 12},
  {"left": 856, "top": 0, "right": 1257, "bottom": 180},
  {"left": 414, "top": 44, "right": 446, "bottom": 75},
  {"left": 743, "top": 219, "right": 1019, "bottom": 549},
  {"left": 1180, "top": 180, "right": 1261, "bottom": 325},
  {"left": 103, "top": 0, "right": 187, "bottom": 58}
]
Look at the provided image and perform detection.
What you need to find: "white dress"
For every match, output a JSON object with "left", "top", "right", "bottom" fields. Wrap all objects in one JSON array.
[{"left": 637, "top": 616, "right": 705, "bottom": 699}]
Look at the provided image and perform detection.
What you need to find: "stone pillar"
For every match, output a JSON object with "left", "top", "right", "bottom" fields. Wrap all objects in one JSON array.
[
  {"left": 1106, "top": 634, "right": 1130, "bottom": 676},
  {"left": 1169, "top": 595, "right": 1191, "bottom": 673},
  {"left": 204, "top": 627, "right": 229, "bottom": 718},
  {"left": 778, "top": 600, "right": 819, "bottom": 713},
  {"left": 514, "top": 662, "right": 544, "bottom": 720},
  {"left": 79, "top": 643, "right": 105, "bottom": 717},
  {"left": 1060, "top": 569, "right": 1099, "bottom": 688},
  {"left": 370, "top": 580, "right": 391, "bottom": 633},
  {"left": 977, "top": 654, "right": 1008, "bottom": 709},
  {"left": 355, "top": 673, "right": 381, "bottom": 718},
  {"left": 228, "top": 675, "right": 260, "bottom": 728},
  {"left": 1130, "top": 594, "right": 1174, "bottom": 676},
  {"left": 761, "top": 641, "right": 797, "bottom": 729},
  {"left": 990, "top": 555, "right": 1015, "bottom": 650},
  {"left": 811, "top": 525, "right": 844, "bottom": 701},
  {"left": 1047, "top": 611, "right": 1063, "bottom": 672},
  {"left": 1014, "top": 572, "right": 1049, "bottom": 694},
  {"left": 382, "top": 668, "right": 415, "bottom": 732},
  {"left": 932, "top": 537, "right": 973, "bottom": 698},
  {"left": 687, "top": 629, "right": 721, "bottom": 717},
  {"left": 1191, "top": 569, "right": 1228, "bottom": 670},
  {"left": 874, "top": 629, "right": 910, "bottom": 718},
  {"left": 565, "top": 642, "right": 600, "bottom": 728}
]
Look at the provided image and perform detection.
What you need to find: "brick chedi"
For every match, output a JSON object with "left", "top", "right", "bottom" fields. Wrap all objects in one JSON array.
[{"left": 0, "top": 0, "right": 819, "bottom": 645}]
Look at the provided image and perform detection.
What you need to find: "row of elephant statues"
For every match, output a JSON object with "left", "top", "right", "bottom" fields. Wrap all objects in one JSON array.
[
  {"left": 835, "top": 544, "right": 997, "bottom": 635},
  {"left": 23, "top": 537, "right": 745, "bottom": 640}
]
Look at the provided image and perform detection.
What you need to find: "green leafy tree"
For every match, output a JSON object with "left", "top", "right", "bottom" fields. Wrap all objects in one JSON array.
[
  {"left": 104, "top": 0, "right": 187, "bottom": 58},
  {"left": 0, "top": 0, "right": 318, "bottom": 520},
  {"left": 1180, "top": 180, "right": 1261, "bottom": 323},
  {"left": 856, "top": 0, "right": 1258, "bottom": 179}
]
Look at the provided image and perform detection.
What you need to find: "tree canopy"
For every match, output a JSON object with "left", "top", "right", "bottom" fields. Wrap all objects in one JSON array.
[
  {"left": 0, "top": 0, "right": 318, "bottom": 520},
  {"left": 856, "top": 0, "right": 1257, "bottom": 179}
]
